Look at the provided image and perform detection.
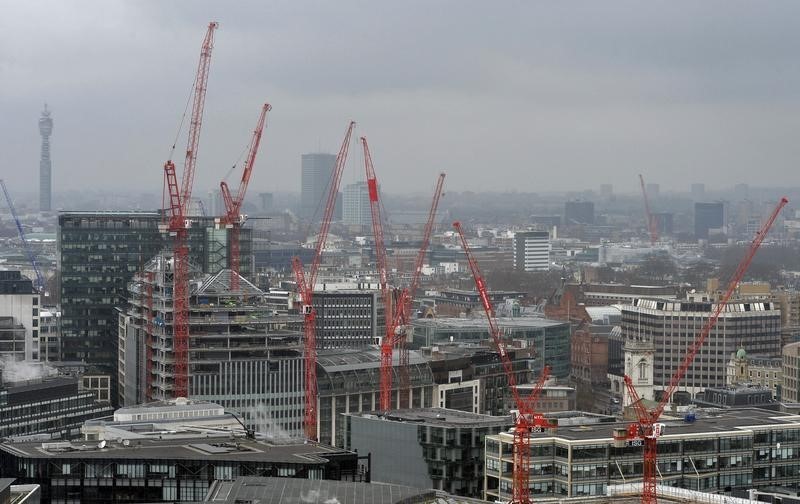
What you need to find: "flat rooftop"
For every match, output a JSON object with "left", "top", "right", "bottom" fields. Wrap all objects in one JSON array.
[
  {"left": 316, "top": 347, "right": 427, "bottom": 371},
  {"left": 0, "top": 436, "right": 352, "bottom": 464},
  {"left": 205, "top": 477, "right": 434, "bottom": 504},
  {"left": 413, "top": 316, "right": 567, "bottom": 329},
  {"left": 511, "top": 408, "right": 800, "bottom": 443},
  {"left": 348, "top": 407, "right": 513, "bottom": 429}
]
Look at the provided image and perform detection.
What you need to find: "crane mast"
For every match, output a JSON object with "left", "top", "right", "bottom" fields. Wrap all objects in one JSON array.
[
  {"left": 453, "top": 221, "right": 554, "bottom": 504},
  {"left": 370, "top": 170, "right": 445, "bottom": 411},
  {"left": 639, "top": 174, "right": 659, "bottom": 245},
  {"left": 394, "top": 173, "right": 445, "bottom": 408},
  {"left": 360, "top": 137, "right": 395, "bottom": 410},
  {"left": 293, "top": 121, "right": 356, "bottom": 440},
  {"left": 221, "top": 103, "right": 271, "bottom": 291},
  {"left": 162, "top": 21, "right": 218, "bottom": 399},
  {"left": 0, "top": 180, "right": 45, "bottom": 293},
  {"left": 622, "top": 196, "right": 788, "bottom": 504}
]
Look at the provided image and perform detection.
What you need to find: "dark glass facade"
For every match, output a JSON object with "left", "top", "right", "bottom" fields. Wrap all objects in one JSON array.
[{"left": 58, "top": 211, "right": 251, "bottom": 404}]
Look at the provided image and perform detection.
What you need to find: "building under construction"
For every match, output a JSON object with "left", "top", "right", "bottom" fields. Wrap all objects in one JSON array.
[{"left": 119, "top": 251, "right": 304, "bottom": 438}]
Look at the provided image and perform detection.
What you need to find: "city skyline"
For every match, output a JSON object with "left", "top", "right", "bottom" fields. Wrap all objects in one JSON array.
[{"left": 3, "top": 1, "right": 800, "bottom": 197}]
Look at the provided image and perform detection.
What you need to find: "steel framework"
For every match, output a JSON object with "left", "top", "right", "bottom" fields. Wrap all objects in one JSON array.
[{"left": 220, "top": 103, "right": 271, "bottom": 291}]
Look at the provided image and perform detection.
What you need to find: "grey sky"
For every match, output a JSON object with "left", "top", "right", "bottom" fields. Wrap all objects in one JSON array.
[{"left": 2, "top": 1, "right": 800, "bottom": 197}]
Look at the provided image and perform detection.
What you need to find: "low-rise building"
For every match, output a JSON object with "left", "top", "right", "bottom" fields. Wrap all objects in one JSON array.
[
  {"left": 726, "top": 349, "right": 782, "bottom": 399},
  {"left": 342, "top": 408, "right": 512, "bottom": 499},
  {"left": 0, "top": 433, "right": 360, "bottom": 504},
  {"left": 412, "top": 316, "right": 571, "bottom": 378},
  {"left": 316, "top": 347, "right": 435, "bottom": 447},
  {"left": 484, "top": 407, "right": 800, "bottom": 501},
  {"left": 0, "top": 376, "right": 113, "bottom": 440}
]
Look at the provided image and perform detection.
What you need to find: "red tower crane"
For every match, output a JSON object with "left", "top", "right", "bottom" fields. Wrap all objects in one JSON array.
[
  {"left": 639, "top": 174, "right": 659, "bottom": 245},
  {"left": 293, "top": 121, "right": 356, "bottom": 441},
  {"left": 394, "top": 173, "right": 445, "bottom": 408},
  {"left": 453, "top": 221, "right": 555, "bottom": 504},
  {"left": 621, "top": 196, "right": 788, "bottom": 504},
  {"left": 220, "top": 103, "right": 271, "bottom": 292},
  {"left": 162, "top": 21, "right": 218, "bottom": 399},
  {"left": 362, "top": 153, "right": 445, "bottom": 412}
]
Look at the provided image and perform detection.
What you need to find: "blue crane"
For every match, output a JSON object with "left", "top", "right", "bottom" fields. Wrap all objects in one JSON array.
[{"left": 0, "top": 180, "right": 45, "bottom": 293}]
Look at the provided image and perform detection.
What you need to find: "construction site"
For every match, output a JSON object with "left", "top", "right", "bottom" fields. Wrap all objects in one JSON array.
[{"left": 1, "top": 13, "right": 799, "bottom": 504}]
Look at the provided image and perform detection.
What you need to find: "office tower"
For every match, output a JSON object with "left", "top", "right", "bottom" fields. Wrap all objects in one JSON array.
[
  {"left": 120, "top": 254, "right": 304, "bottom": 436},
  {"left": 512, "top": 231, "right": 550, "bottom": 271},
  {"left": 38, "top": 105, "right": 53, "bottom": 211},
  {"left": 58, "top": 211, "right": 251, "bottom": 404},
  {"left": 694, "top": 202, "right": 725, "bottom": 239},
  {"left": 300, "top": 153, "right": 336, "bottom": 219},
  {"left": 314, "top": 288, "right": 385, "bottom": 349},
  {"left": 621, "top": 297, "right": 781, "bottom": 396},
  {"left": 784, "top": 342, "right": 800, "bottom": 402},
  {"left": 734, "top": 183, "right": 749, "bottom": 200},
  {"left": 651, "top": 212, "right": 674, "bottom": 236},
  {"left": 342, "top": 181, "right": 371, "bottom": 227},
  {"left": 690, "top": 183, "right": 706, "bottom": 200},
  {"left": 0, "top": 271, "right": 40, "bottom": 361},
  {"left": 258, "top": 192, "right": 273, "bottom": 213},
  {"left": 564, "top": 200, "right": 594, "bottom": 225}
]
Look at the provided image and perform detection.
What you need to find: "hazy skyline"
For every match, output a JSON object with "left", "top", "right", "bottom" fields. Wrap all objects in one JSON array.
[{"left": 2, "top": 1, "right": 800, "bottom": 197}]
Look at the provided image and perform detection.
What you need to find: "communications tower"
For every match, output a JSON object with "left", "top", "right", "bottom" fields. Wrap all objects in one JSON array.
[{"left": 38, "top": 104, "right": 53, "bottom": 211}]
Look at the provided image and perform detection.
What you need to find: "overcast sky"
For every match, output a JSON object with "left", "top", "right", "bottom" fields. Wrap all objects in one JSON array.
[{"left": 3, "top": 1, "right": 800, "bottom": 198}]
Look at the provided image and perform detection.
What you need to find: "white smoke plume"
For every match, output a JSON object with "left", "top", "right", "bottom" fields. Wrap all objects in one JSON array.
[
  {"left": 299, "top": 489, "right": 341, "bottom": 504},
  {"left": 249, "top": 402, "right": 302, "bottom": 444},
  {"left": 0, "top": 358, "right": 57, "bottom": 383}
]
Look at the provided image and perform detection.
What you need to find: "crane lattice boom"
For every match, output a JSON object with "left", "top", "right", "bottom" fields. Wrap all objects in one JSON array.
[
  {"left": 293, "top": 121, "right": 356, "bottom": 441},
  {"left": 162, "top": 21, "right": 218, "bottom": 399},
  {"left": 0, "top": 180, "right": 45, "bottom": 293},
  {"left": 639, "top": 174, "right": 658, "bottom": 245},
  {"left": 453, "top": 221, "right": 554, "bottom": 504},
  {"left": 220, "top": 103, "right": 271, "bottom": 291},
  {"left": 622, "top": 196, "right": 788, "bottom": 504}
]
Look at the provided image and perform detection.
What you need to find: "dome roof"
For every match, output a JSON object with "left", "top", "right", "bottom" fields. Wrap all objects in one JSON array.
[{"left": 736, "top": 347, "right": 747, "bottom": 359}]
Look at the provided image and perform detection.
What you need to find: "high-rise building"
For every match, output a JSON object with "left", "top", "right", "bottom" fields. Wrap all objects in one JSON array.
[
  {"left": 651, "top": 212, "right": 674, "bottom": 236},
  {"left": 694, "top": 202, "right": 725, "bottom": 239},
  {"left": 313, "top": 288, "right": 385, "bottom": 349},
  {"left": 564, "top": 200, "right": 594, "bottom": 225},
  {"left": 258, "top": 192, "right": 273, "bottom": 213},
  {"left": 690, "top": 182, "right": 706, "bottom": 200},
  {"left": 120, "top": 254, "right": 304, "bottom": 436},
  {"left": 512, "top": 230, "right": 550, "bottom": 271},
  {"left": 620, "top": 297, "right": 781, "bottom": 400},
  {"left": 300, "top": 153, "right": 336, "bottom": 220},
  {"left": 783, "top": 341, "right": 800, "bottom": 403},
  {"left": 342, "top": 181, "right": 371, "bottom": 227},
  {"left": 0, "top": 271, "right": 39, "bottom": 361},
  {"left": 58, "top": 211, "right": 251, "bottom": 404},
  {"left": 599, "top": 184, "right": 613, "bottom": 199},
  {"left": 38, "top": 105, "right": 53, "bottom": 212}
]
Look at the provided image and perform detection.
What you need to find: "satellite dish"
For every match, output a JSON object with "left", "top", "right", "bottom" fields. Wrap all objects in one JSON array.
[
  {"left": 97, "top": 440, "right": 107, "bottom": 449},
  {"left": 122, "top": 439, "right": 130, "bottom": 447}
]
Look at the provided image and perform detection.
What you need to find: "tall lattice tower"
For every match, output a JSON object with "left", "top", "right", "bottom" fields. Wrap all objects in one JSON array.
[{"left": 38, "top": 104, "right": 53, "bottom": 211}]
